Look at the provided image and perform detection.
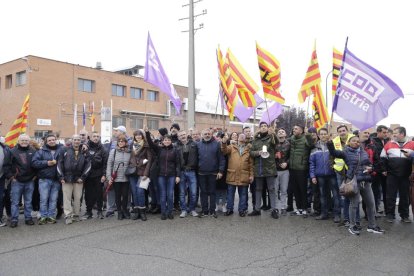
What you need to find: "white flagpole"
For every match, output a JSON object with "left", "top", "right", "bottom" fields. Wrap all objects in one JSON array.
[{"left": 74, "top": 104, "right": 78, "bottom": 135}]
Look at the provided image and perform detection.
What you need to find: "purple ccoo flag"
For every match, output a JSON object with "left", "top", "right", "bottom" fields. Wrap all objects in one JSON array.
[
  {"left": 332, "top": 48, "right": 403, "bottom": 130},
  {"left": 144, "top": 32, "right": 182, "bottom": 114}
]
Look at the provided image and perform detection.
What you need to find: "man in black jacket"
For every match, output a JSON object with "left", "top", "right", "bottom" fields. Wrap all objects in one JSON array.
[
  {"left": 57, "top": 134, "right": 91, "bottom": 225},
  {"left": 0, "top": 138, "right": 9, "bottom": 227},
  {"left": 176, "top": 130, "right": 199, "bottom": 218},
  {"left": 31, "top": 134, "right": 63, "bottom": 225},
  {"left": 82, "top": 131, "right": 107, "bottom": 220},
  {"left": 4, "top": 134, "right": 37, "bottom": 228}
]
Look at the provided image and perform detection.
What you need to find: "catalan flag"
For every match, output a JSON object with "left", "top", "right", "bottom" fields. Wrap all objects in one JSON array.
[
  {"left": 216, "top": 47, "right": 238, "bottom": 119},
  {"left": 298, "top": 43, "right": 321, "bottom": 103},
  {"left": 332, "top": 48, "right": 343, "bottom": 96},
  {"left": 256, "top": 42, "right": 285, "bottom": 104},
  {"left": 312, "top": 85, "right": 329, "bottom": 130},
  {"left": 227, "top": 49, "right": 261, "bottom": 107},
  {"left": 4, "top": 94, "right": 30, "bottom": 147},
  {"left": 90, "top": 101, "right": 96, "bottom": 131}
]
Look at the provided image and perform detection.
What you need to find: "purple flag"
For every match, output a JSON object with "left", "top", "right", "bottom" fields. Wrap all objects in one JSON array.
[
  {"left": 82, "top": 103, "right": 86, "bottom": 127},
  {"left": 332, "top": 49, "right": 403, "bottom": 130},
  {"left": 260, "top": 102, "right": 283, "bottom": 125},
  {"left": 144, "top": 32, "right": 182, "bottom": 114}
]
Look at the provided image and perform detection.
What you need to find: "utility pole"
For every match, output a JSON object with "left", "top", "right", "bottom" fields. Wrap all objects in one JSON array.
[{"left": 180, "top": 0, "right": 206, "bottom": 129}]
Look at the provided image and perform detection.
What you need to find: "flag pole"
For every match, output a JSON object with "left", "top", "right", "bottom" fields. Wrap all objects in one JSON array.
[
  {"left": 214, "top": 91, "right": 220, "bottom": 127},
  {"left": 305, "top": 96, "right": 311, "bottom": 129}
]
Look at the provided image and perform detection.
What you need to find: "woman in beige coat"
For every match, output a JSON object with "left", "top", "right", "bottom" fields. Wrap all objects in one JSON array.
[{"left": 221, "top": 133, "right": 254, "bottom": 217}]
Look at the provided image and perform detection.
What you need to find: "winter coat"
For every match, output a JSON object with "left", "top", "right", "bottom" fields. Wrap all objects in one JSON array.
[
  {"left": 327, "top": 142, "right": 372, "bottom": 182},
  {"left": 275, "top": 139, "right": 290, "bottom": 171},
  {"left": 0, "top": 143, "right": 10, "bottom": 178},
  {"left": 4, "top": 145, "right": 37, "bottom": 182},
  {"left": 129, "top": 142, "right": 153, "bottom": 177},
  {"left": 176, "top": 140, "right": 198, "bottom": 170},
  {"left": 221, "top": 142, "right": 253, "bottom": 186},
  {"left": 57, "top": 146, "right": 91, "bottom": 183},
  {"left": 145, "top": 132, "right": 180, "bottom": 177},
  {"left": 289, "top": 133, "right": 314, "bottom": 171},
  {"left": 250, "top": 132, "right": 278, "bottom": 177},
  {"left": 87, "top": 140, "right": 108, "bottom": 179},
  {"left": 106, "top": 147, "right": 131, "bottom": 182},
  {"left": 31, "top": 144, "right": 64, "bottom": 180},
  {"left": 380, "top": 139, "right": 414, "bottom": 178},
  {"left": 309, "top": 141, "right": 335, "bottom": 178},
  {"left": 197, "top": 139, "right": 225, "bottom": 175},
  {"left": 371, "top": 136, "right": 389, "bottom": 173}
]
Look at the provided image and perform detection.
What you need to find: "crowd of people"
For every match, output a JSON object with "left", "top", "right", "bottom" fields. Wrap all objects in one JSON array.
[{"left": 1, "top": 121, "right": 414, "bottom": 236}]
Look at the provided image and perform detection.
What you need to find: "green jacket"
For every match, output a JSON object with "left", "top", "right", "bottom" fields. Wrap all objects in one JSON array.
[
  {"left": 250, "top": 132, "right": 278, "bottom": 177},
  {"left": 289, "top": 134, "right": 314, "bottom": 171}
]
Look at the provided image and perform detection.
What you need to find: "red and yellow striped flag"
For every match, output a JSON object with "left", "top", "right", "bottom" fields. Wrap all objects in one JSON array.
[
  {"left": 332, "top": 48, "right": 343, "bottom": 96},
  {"left": 312, "top": 84, "right": 329, "bottom": 130},
  {"left": 256, "top": 42, "right": 285, "bottom": 104},
  {"left": 217, "top": 48, "right": 238, "bottom": 119},
  {"left": 227, "top": 49, "right": 259, "bottom": 107},
  {"left": 5, "top": 94, "right": 30, "bottom": 147},
  {"left": 298, "top": 43, "right": 321, "bottom": 103}
]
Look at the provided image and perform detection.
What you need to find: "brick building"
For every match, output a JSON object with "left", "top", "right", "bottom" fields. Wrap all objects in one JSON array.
[{"left": 0, "top": 55, "right": 252, "bottom": 141}]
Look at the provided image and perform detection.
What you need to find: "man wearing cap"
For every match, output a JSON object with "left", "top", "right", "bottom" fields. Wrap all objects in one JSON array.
[
  {"left": 288, "top": 125, "right": 314, "bottom": 217},
  {"left": 248, "top": 122, "right": 279, "bottom": 219}
]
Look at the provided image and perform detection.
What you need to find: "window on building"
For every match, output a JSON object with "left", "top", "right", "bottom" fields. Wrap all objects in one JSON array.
[
  {"left": 112, "top": 84, "right": 126, "bottom": 97},
  {"left": 112, "top": 116, "right": 126, "bottom": 128},
  {"left": 130, "top": 87, "right": 143, "bottom": 99},
  {"left": 34, "top": 130, "right": 52, "bottom": 140},
  {"left": 147, "top": 119, "right": 159, "bottom": 130},
  {"left": 5, "top": 74, "right": 12, "bottom": 89},
  {"left": 78, "top": 78, "right": 95, "bottom": 93},
  {"left": 130, "top": 117, "right": 144, "bottom": 130},
  {"left": 147, "top": 90, "right": 159, "bottom": 101},
  {"left": 16, "top": 71, "right": 27, "bottom": 86}
]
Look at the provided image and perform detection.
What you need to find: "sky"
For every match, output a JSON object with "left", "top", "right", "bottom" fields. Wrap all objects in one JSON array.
[{"left": 1, "top": 0, "right": 413, "bottom": 133}]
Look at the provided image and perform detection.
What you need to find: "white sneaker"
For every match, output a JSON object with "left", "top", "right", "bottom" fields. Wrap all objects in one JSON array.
[
  {"left": 215, "top": 205, "right": 219, "bottom": 212},
  {"left": 65, "top": 217, "right": 73, "bottom": 225},
  {"left": 191, "top": 211, "right": 199, "bottom": 217},
  {"left": 180, "top": 211, "right": 187, "bottom": 218},
  {"left": 31, "top": 211, "right": 39, "bottom": 218},
  {"left": 222, "top": 204, "right": 227, "bottom": 213}
]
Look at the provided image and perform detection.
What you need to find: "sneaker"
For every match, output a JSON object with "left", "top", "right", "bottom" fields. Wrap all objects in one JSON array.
[
  {"left": 222, "top": 204, "right": 227, "bottom": 213},
  {"left": 315, "top": 215, "right": 328, "bottom": 220},
  {"left": 65, "top": 217, "right": 73, "bottom": 225},
  {"left": 302, "top": 210, "right": 308, "bottom": 218},
  {"left": 105, "top": 211, "right": 114, "bottom": 218},
  {"left": 386, "top": 215, "right": 395, "bottom": 223},
  {"left": 38, "top": 217, "right": 48, "bottom": 225},
  {"left": 0, "top": 219, "right": 7, "bottom": 227},
  {"left": 291, "top": 210, "right": 302, "bottom": 216},
  {"left": 161, "top": 214, "right": 167, "bottom": 220},
  {"left": 215, "top": 205, "right": 219, "bottom": 212},
  {"left": 47, "top": 217, "right": 57, "bottom": 224},
  {"left": 348, "top": 226, "right": 360, "bottom": 235},
  {"left": 239, "top": 210, "right": 247, "bottom": 217},
  {"left": 344, "top": 220, "right": 350, "bottom": 227},
  {"left": 224, "top": 210, "right": 234, "bottom": 216},
  {"left": 333, "top": 216, "right": 341, "bottom": 223},
  {"left": 25, "top": 220, "right": 35, "bottom": 226},
  {"left": 167, "top": 213, "right": 174, "bottom": 220},
  {"left": 367, "top": 226, "right": 385, "bottom": 234},
  {"left": 355, "top": 224, "right": 363, "bottom": 231},
  {"left": 248, "top": 210, "right": 261, "bottom": 216},
  {"left": 281, "top": 209, "right": 287, "bottom": 216},
  {"left": 10, "top": 221, "right": 18, "bottom": 228},
  {"left": 73, "top": 215, "right": 81, "bottom": 222},
  {"left": 97, "top": 211, "right": 104, "bottom": 219},
  {"left": 210, "top": 211, "right": 218, "bottom": 218},
  {"left": 401, "top": 217, "right": 412, "bottom": 223},
  {"left": 31, "top": 211, "right": 39, "bottom": 218},
  {"left": 180, "top": 211, "right": 187, "bottom": 218},
  {"left": 82, "top": 212, "right": 93, "bottom": 220},
  {"left": 271, "top": 209, "right": 279, "bottom": 219},
  {"left": 190, "top": 211, "right": 199, "bottom": 217},
  {"left": 199, "top": 212, "right": 209, "bottom": 218}
]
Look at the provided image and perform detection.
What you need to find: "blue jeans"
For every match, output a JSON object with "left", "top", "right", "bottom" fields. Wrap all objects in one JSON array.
[
  {"left": 318, "top": 175, "right": 340, "bottom": 217},
  {"left": 0, "top": 176, "right": 5, "bottom": 218},
  {"left": 39, "top": 178, "right": 61, "bottom": 218},
  {"left": 158, "top": 176, "right": 175, "bottom": 215},
  {"left": 227, "top": 185, "right": 247, "bottom": 212},
  {"left": 198, "top": 174, "right": 217, "bottom": 213},
  {"left": 11, "top": 180, "right": 34, "bottom": 222},
  {"left": 179, "top": 171, "right": 197, "bottom": 212},
  {"left": 336, "top": 172, "right": 360, "bottom": 222},
  {"left": 129, "top": 176, "right": 146, "bottom": 208}
]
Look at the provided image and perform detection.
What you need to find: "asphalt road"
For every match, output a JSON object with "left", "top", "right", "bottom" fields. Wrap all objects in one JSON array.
[{"left": 1, "top": 206, "right": 413, "bottom": 276}]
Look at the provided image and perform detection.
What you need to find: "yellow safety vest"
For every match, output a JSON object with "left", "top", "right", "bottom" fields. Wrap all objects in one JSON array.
[{"left": 332, "top": 134, "right": 353, "bottom": 172}]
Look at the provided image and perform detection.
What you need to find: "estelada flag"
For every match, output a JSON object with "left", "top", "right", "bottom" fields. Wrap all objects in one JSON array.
[{"left": 5, "top": 94, "right": 30, "bottom": 147}]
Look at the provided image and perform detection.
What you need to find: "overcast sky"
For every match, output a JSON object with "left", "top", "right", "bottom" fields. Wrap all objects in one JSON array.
[{"left": 1, "top": 0, "right": 413, "bottom": 133}]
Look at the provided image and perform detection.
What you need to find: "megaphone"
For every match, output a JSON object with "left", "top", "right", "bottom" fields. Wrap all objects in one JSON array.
[{"left": 260, "top": 145, "right": 270, "bottom": 159}]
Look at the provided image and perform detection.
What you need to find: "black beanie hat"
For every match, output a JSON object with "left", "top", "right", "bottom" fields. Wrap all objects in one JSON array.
[
  {"left": 170, "top": 123, "right": 180, "bottom": 131},
  {"left": 158, "top": 128, "right": 168, "bottom": 136}
]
